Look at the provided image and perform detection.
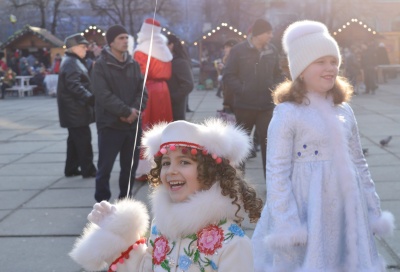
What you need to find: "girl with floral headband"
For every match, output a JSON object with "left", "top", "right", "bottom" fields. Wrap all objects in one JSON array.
[
  {"left": 251, "top": 20, "right": 395, "bottom": 271},
  {"left": 70, "top": 119, "right": 263, "bottom": 272}
]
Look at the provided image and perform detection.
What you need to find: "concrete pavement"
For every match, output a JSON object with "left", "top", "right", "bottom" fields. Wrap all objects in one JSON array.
[{"left": 0, "top": 78, "right": 399, "bottom": 271}]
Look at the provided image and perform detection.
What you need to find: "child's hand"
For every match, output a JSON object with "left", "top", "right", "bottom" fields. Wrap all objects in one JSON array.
[{"left": 87, "top": 201, "right": 117, "bottom": 226}]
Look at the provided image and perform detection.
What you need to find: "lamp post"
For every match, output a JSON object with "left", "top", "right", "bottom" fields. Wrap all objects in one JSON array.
[{"left": 10, "top": 14, "right": 17, "bottom": 35}]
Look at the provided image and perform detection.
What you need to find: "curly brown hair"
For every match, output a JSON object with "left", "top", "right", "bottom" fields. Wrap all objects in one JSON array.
[
  {"left": 272, "top": 76, "right": 353, "bottom": 105},
  {"left": 149, "top": 152, "right": 263, "bottom": 224}
]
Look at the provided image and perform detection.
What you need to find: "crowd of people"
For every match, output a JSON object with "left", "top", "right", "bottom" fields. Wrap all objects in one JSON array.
[
  {"left": 53, "top": 16, "right": 396, "bottom": 272},
  {"left": 1, "top": 12, "right": 393, "bottom": 271}
]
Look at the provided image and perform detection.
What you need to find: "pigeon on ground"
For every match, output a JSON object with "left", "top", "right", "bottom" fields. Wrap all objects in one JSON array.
[{"left": 380, "top": 136, "right": 392, "bottom": 147}]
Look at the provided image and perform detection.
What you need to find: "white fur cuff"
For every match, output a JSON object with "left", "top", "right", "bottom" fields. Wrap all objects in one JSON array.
[
  {"left": 264, "top": 226, "right": 307, "bottom": 250},
  {"left": 371, "top": 211, "right": 395, "bottom": 237},
  {"left": 69, "top": 199, "right": 149, "bottom": 270}
]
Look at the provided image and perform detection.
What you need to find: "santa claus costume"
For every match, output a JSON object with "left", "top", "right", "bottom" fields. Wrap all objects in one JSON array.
[{"left": 134, "top": 18, "right": 174, "bottom": 180}]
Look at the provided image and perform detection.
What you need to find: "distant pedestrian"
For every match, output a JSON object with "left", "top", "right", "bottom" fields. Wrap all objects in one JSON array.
[
  {"left": 167, "top": 34, "right": 194, "bottom": 121},
  {"left": 133, "top": 18, "right": 173, "bottom": 182},
  {"left": 219, "top": 39, "right": 238, "bottom": 111},
  {"left": 344, "top": 46, "right": 361, "bottom": 93},
  {"left": 223, "top": 18, "right": 283, "bottom": 175},
  {"left": 56, "top": 34, "right": 97, "bottom": 178},
  {"left": 1, "top": 68, "right": 16, "bottom": 99},
  {"left": 134, "top": 18, "right": 173, "bottom": 129},
  {"left": 361, "top": 42, "right": 378, "bottom": 94},
  {"left": 252, "top": 20, "right": 395, "bottom": 271},
  {"left": 376, "top": 42, "right": 390, "bottom": 83},
  {"left": 52, "top": 53, "right": 62, "bottom": 74},
  {"left": 91, "top": 25, "right": 148, "bottom": 202}
]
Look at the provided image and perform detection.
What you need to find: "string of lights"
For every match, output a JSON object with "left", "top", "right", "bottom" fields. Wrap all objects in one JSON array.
[{"left": 333, "top": 18, "right": 377, "bottom": 36}]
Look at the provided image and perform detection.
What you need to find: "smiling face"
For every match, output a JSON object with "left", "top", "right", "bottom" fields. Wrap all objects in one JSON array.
[
  {"left": 160, "top": 147, "right": 202, "bottom": 203},
  {"left": 301, "top": 55, "right": 339, "bottom": 95}
]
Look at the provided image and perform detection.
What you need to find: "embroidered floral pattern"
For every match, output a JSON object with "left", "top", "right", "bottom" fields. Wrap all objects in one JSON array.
[
  {"left": 197, "top": 224, "right": 224, "bottom": 255},
  {"left": 228, "top": 224, "right": 245, "bottom": 237},
  {"left": 152, "top": 225, "right": 160, "bottom": 235},
  {"left": 151, "top": 219, "right": 245, "bottom": 271},
  {"left": 178, "top": 255, "right": 192, "bottom": 270},
  {"left": 152, "top": 236, "right": 170, "bottom": 265}
]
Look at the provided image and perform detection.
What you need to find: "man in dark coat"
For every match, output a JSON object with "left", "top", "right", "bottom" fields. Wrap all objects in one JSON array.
[
  {"left": 91, "top": 25, "right": 148, "bottom": 202},
  {"left": 57, "top": 33, "right": 97, "bottom": 178},
  {"left": 223, "top": 18, "right": 283, "bottom": 175}
]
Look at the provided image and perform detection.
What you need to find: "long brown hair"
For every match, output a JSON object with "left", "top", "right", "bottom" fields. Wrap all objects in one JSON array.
[
  {"left": 272, "top": 76, "right": 353, "bottom": 105},
  {"left": 149, "top": 152, "right": 263, "bottom": 224}
]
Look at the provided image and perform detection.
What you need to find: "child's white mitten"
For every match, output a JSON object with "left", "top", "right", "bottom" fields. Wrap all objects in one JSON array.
[{"left": 87, "top": 201, "right": 117, "bottom": 226}]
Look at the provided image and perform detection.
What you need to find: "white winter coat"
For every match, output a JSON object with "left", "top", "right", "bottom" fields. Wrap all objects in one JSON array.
[
  {"left": 252, "top": 93, "right": 394, "bottom": 272},
  {"left": 70, "top": 183, "right": 254, "bottom": 271}
]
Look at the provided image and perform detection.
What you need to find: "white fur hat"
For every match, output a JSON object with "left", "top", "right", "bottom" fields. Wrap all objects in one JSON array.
[
  {"left": 137, "top": 18, "right": 162, "bottom": 42},
  {"left": 142, "top": 119, "right": 251, "bottom": 166},
  {"left": 282, "top": 20, "right": 341, "bottom": 80}
]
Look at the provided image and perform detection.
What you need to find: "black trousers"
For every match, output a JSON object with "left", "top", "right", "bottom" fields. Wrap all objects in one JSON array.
[
  {"left": 234, "top": 108, "right": 274, "bottom": 176},
  {"left": 65, "top": 126, "right": 96, "bottom": 176},
  {"left": 1, "top": 83, "right": 12, "bottom": 99},
  {"left": 95, "top": 125, "right": 142, "bottom": 202}
]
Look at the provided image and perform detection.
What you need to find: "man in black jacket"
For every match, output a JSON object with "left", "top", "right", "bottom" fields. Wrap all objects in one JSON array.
[
  {"left": 223, "top": 19, "right": 283, "bottom": 175},
  {"left": 91, "top": 25, "right": 148, "bottom": 202},
  {"left": 57, "top": 33, "right": 97, "bottom": 178}
]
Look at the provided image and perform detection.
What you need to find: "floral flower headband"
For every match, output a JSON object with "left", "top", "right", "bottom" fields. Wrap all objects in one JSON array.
[{"left": 155, "top": 141, "right": 223, "bottom": 164}]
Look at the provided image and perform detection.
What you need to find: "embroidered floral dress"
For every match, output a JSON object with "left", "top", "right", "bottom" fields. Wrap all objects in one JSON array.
[
  {"left": 70, "top": 183, "right": 254, "bottom": 272},
  {"left": 149, "top": 218, "right": 247, "bottom": 271},
  {"left": 252, "top": 94, "right": 393, "bottom": 272}
]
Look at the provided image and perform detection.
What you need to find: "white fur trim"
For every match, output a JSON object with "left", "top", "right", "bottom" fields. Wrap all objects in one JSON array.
[
  {"left": 135, "top": 34, "right": 172, "bottom": 62},
  {"left": 142, "top": 119, "right": 251, "bottom": 167},
  {"left": 282, "top": 20, "right": 341, "bottom": 80},
  {"left": 69, "top": 199, "right": 149, "bottom": 270},
  {"left": 127, "top": 34, "right": 135, "bottom": 55},
  {"left": 264, "top": 226, "right": 307, "bottom": 250},
  {"left": 371, "top": 211, "right": 395, "bottom": 237},
  {"left": 151, "top": 183, "right": 244, "bottom": 240}
]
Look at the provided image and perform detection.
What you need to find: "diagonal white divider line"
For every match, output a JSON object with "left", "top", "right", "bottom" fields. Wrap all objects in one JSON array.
[{"left": 127, "top": 0, "right": 158, "bottom": 197}]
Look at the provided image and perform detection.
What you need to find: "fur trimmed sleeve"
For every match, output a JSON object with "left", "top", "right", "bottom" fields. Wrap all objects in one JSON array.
[
  {"left": 370, "top": 211, "right": 395, "bottom": 237},
  {"left": 344, "top": 104, "right": 395, "bottom": 237},
  {"left": 69, "top": 199, "right": 150, "bottom": 271}
]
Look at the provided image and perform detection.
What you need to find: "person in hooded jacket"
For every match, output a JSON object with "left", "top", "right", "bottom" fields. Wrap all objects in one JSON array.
[
  {"left": 91, "top": 25, "right": 148, "bottom": 202},
  {"left": 57, "top": 34, "right": 97, "bottom": 178},
  {"left": 166, "top": 34, "right": 194, "bottom": 121}
]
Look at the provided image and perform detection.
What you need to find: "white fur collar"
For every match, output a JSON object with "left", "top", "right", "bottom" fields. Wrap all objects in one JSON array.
[
  {"left": 151, "top": 183, "right": 242, "bottom": 240},
  {"left": 134, "top": 34, "right": 173, "bottom": 62}
]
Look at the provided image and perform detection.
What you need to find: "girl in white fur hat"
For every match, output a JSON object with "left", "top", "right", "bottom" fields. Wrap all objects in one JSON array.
[
  {"left": 70, "top": 119, "right": 263, "bottom": 272},
  {"left": 251, "top": 20, "right": 395, "bottom": 271}
]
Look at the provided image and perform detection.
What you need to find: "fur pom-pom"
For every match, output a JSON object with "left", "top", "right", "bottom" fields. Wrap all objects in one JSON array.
[
  {"left": 371, "top": 211, "right": 395, "bottom": 237},
  {"left": 69, "top": 199, "right": 149, "bottom": 270},
  {"left": 142, "top": 122, "right": 168, "bottom": 160},
  {"left": 264, "top": 226, "right": 308, "bottom": 250},
  {"left": 199, "top": 118, "right": 251, "bottom": 166},
  {"left": 282, "top": 20, "right": 328, "bottom": 54}
]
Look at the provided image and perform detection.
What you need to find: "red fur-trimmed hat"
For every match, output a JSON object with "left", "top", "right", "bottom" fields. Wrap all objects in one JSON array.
[{"left": 139, "top": 18, "right": 162, "bottom": 36}]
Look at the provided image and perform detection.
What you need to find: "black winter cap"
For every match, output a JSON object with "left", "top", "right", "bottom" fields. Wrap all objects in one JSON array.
[
  {"left": 64, "top": 34, "right": 89, "bottom": 49},
  {"left": 106, "top": 25, "right": 128, "bottom": 45},
  {"left": 252, "top": 19, "right": 272, "bottom": 36}
]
